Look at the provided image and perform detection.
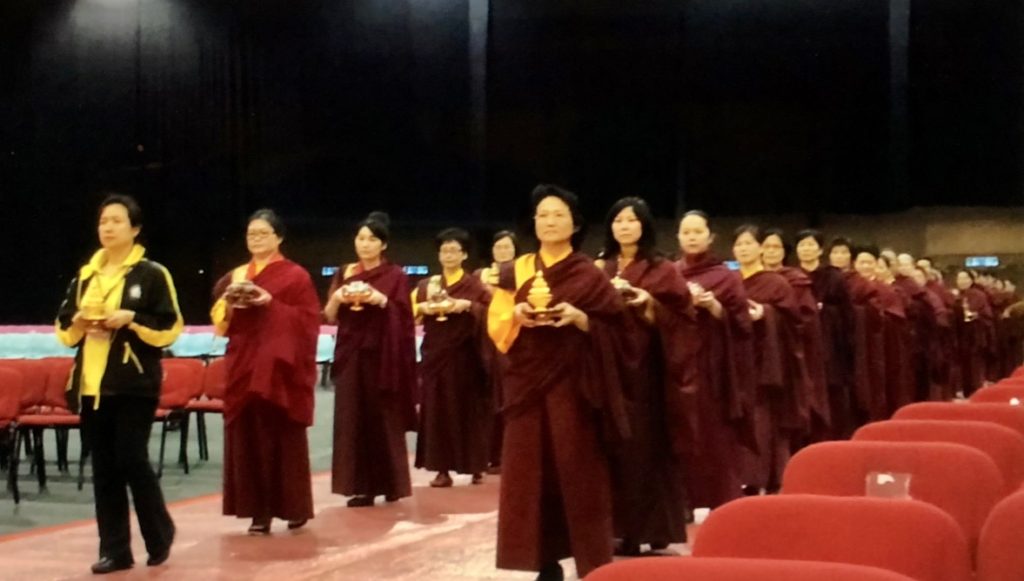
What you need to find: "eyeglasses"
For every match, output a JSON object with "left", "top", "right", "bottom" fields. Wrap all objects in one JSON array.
[{"left": 246, "top": 230, "right": 275, "bottom": 240}]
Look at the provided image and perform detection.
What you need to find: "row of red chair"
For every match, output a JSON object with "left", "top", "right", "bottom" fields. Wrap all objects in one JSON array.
[
  {"left": 591, "top": 368, "right": 1024, "bottom": 581},
  {"left": 0, "top": 357, "right": 226, "bottom": 503}
]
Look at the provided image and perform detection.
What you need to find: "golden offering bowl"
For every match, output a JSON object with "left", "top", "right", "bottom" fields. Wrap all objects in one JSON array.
[
  {"left": 343, "top": 281, "right": 373, "bottom": 311},
  {"left": 428, "top": 290, "right": 453, "bottom": 322},
  {"left": 225, "top": 280, "right": 259, "bottom": 309},
  {"left": 611, "top": 275, "right": 637, "bottom": 300}
]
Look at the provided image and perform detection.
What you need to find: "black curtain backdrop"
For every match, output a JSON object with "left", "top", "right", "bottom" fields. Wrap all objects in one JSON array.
[{"left": 1, "top": 0, "right": 1021, "bottom": 322}]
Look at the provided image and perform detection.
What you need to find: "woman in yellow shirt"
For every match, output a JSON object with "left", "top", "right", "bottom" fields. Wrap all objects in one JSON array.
[{"left": 55, "top": 195, "right": 183, "bottom": 575}]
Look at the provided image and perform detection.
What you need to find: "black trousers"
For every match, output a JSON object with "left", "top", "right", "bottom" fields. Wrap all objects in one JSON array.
[{"left": 80, "top": 395, "right": 174, "bottom": 561}]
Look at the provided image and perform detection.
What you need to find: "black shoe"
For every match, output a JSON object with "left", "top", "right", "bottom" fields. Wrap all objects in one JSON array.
[
  {"left": 91, "top": 557, "right": 133, "bottom": 575},
  {"left": 535, "top": 562, "right": 563, "bottom": 581},
  {"left": 613, "top": 539, "right": 642, "bottom": 556},
  {"left": 247, "top": 518, "right": 272, "bottom": 535},
  {"left": 649, "top": 541, "right": 670, "bottom": 551},
  {"left": 347, "top": 495, "right": 374, "bottom": 508},
  {"left": 287, "top": 519, "right": 308, "bottom": 530},
  {"left": 146, "top": 544, "right": 171, "bottom": 567},
  {"left": 384, "top": 494, "right": 401, "bottom": 503}
]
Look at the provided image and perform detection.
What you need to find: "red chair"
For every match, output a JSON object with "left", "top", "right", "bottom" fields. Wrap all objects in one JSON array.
[
  {"left": 0, "top": 359, "right": 47, "bottom": 414},
  {"left": 6, "top": 358, "right": 81, "bottom": 503},
  {"left": 853, "top": 420, "right": 1024, "bottom": 494},
  {"left": 589, "top": 557, "right": 917, "bottom": 581},
  {"left": 37, "top": 357, "right": 77, "bottom": 476},
  {"left": 894, "top": 402, "right": 1024, "bottom": 442},
  {"left": 155, "top": 358, "right": 204, "bottom": 478},
  {"left": 970, "top": 385, "right": 1024, "bottom": 405},
  {"left": 781, "top": 440, "right": 1004, "bottom": 554},
  {"left": 977, "top": 490, "right": 1024, "bottom": 581},
  {"left": 692, "top": 495, "right": 972, "bottom": 581},
  {"left": 0, "top": 367, "right": 24, "bottom": 498},
  {"left": 1011, "top": 366, "right": 1024, "bottom": 378},
  {"left": 185, "top": 357, "right": 226, "bottom": 462}
]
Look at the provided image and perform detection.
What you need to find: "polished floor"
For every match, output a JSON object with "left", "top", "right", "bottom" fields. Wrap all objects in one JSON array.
[{"left": 0, "top": 467, "right": 692, "bottom": 580}]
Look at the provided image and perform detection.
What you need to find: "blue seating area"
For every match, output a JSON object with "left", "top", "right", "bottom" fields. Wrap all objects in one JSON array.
[{"left": 0, "top": 327, "right": 423, "bottom": 362}]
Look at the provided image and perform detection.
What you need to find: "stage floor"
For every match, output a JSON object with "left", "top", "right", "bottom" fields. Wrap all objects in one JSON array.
[{"left": 0, "top": 469, "right": 692, "bottom": 580}]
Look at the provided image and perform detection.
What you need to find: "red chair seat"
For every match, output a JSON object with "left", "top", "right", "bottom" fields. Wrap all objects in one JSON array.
[
  {"left": 185, "top": 398, "right": 223, "bottom": 412},
  {"left": 589, "top": 557, "right": 918, "bottom": 581},
  {"left": 16, "top": 414, "right": 80, "bottom": 427},
  {"left": 692, "top": 495, "right": 973, "bottom": 581}
]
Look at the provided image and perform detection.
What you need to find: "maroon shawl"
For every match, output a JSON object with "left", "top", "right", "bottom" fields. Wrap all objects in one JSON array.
[{"left": 218, "top": 259, "right": 320, "bottom": 426}]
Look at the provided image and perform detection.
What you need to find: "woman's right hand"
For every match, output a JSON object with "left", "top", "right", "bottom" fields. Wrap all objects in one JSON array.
[{"left": 331, "top": 286, "right": 351, "bottom": 305}]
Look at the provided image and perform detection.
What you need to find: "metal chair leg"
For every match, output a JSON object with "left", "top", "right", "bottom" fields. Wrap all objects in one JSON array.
[{"left": 157, "top": 420, "right": 168, "bottom": 479}]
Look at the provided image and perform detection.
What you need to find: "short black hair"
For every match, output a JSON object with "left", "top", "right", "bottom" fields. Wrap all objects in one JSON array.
[
  {"left": 828, "top": 236, "right": 854, "bottom": 253},
  {"left": 795, "top": 229, "right": 825, "bottom": 248},
  {"left": 601, "top": 196, "right": 660, "bottom": 262},
  {"left": 435, "top": 227, "right": 471, "bottom": 252},
  {"left": 248, "top": 208, "right": 285, "bottom": 238},
  {"left": 732, "top": 223, "right": 763, "bottom": 245},
  {"left": 492, "top": 230, "right": 520, "bottom": 255},
  {"left": 99, "top": 194, "right": 143, "bottom": 227},
  {"left": 854, "top": 244, "right": 880, "bottom": 259},
  {"left": 531, "top": 184, "right": 585, "bottom": 249},
  {"left": 358, "top": 211, "right": 391, "bottom": 244}
]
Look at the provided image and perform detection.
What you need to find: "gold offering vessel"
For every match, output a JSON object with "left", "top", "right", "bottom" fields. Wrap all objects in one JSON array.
[
  {"left": 80, "top": 281, "right": 108, "bottom": 323},
  {"left": 527, "top": 270, "right": 561, "bottom": 323},
  {"left": 343, "top": 281, "right": 373, "bottom": 311},
  {"left": 426, "top": 275, "right": 454, "bottom": 322}
]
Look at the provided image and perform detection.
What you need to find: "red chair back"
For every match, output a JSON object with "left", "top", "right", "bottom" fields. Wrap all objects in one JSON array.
[
  {"left": 970, "top": 385, "right": 1024, "bottom": 405},
  {"left": 854, "top": 420, "right": 1024, "bottom": 493},
  {"left": 589, "top": 557, "right": 917, "bottom": 581},
  {"left": 978, "top": 490, "right": 1024, "bottom": 581},
  {"left": 160, "top": 358, "right": 204, "bottom": 409},
  {"left": 894, "top": 402, "right": 1024, "bottom": 443},
  {"left": 782, "top": 440, "right": 1004, "bottom": 553},
  {"left": 0, "top": 367, "right": 24, "bottom": 424},
  {"left": 202, "top": 358, "right": 227, "bottom": 400},
  {"left": 692, "top": 495, "right": 972, "bottom": 581},
  {"left": 0, "top": 359, "right": 47, "bottom": 411},
  {"left": 39, "top": 357, "right": 75, "bottom": 411},
  {"left": 1011, "top": 366, "right": 1024, "bottom": 378}
]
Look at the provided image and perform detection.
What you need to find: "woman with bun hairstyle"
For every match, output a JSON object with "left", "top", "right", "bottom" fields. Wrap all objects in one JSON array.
[{"left": 324, "top": 212, "right": 417, "bottom": 507}]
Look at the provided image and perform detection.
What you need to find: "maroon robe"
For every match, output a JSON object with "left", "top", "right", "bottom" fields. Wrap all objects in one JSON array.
[
  {"left": 803, "top": 265, "right": 855, "bottom": 438},
  {"left": 602, "top": 257, "right": 696, "bottom": 546},
  {"left": 329, "top": 261, "right": 417, "bottom": 500},
  {"left": 893, "top": 276, "right": 942, "bottom": 402},
  {"left": 474, "top": 266, "right": 509, "bottom": 469},
  {"left": 928, "top": 280, "right": 961, "bottom": 398},
  {"left": 741, "top": 270, "right": 809, "bottom": 490},
  {"left": 957, "top": 286, "right": 995, "bottom": 395},
  {"left": 677, "top": 253, "right": 756, "bottom": 509},
  {"left": 218, "top": 259, "right": 319, "bottom": 521},
  {"left": 495, "top": 252, "right": 628, "bottom": 578},
  {"left": 413, "top": 273, "right": 492, "bottom": 475},
  {"left": 845, "top": 271, "right": 887, "bottom": 422},
  {"left": 778, "top": 266, "right": 830, "bottom": 440},
  {"left": 875, "top": 282, "right": 915, "bottom": 415}
]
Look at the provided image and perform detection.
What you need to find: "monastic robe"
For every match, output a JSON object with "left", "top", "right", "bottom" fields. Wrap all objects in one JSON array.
[
  {"left": 329, "top": 261, "right": 417, "bottom": 500},
  {"left": 213, "top": 258, "right": 319, "bottom": 521},
  {"left": 413, "top": 270, "right": 493, "bottom": 475},
  {"left": 489, "top": 251, "right": 628, "bottom": 578}
]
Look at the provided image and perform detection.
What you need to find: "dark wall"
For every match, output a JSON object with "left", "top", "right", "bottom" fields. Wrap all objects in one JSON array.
[{"left": 1, "top": 0, "right": 1021, "bottom": 322}]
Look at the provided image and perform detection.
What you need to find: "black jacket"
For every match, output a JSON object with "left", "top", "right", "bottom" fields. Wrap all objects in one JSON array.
[{"left": 56, "top": 247, "right": 183, "bottom": 411}]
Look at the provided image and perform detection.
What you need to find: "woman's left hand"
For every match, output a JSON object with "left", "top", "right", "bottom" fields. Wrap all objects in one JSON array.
[
  {"left": 367, "top": 289, "right": 388, "bottom": 308},
  {"left": 249, "top": 285, "right": 273, "bottom": 307},
  {"left": 450, "top": 298, "right": 472, "bottom": 314},
  {"left": 104, "top": 309, "right": 136, "bottom": 329},
  {"left": 626, "top": 287, "right": 652, "bottom": 308},
  {"left": 748, "top": 300, "right": 765, "bottom": 321},
  {"left": 552, "top": 302, "right": 589, "bottom": 331}
]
